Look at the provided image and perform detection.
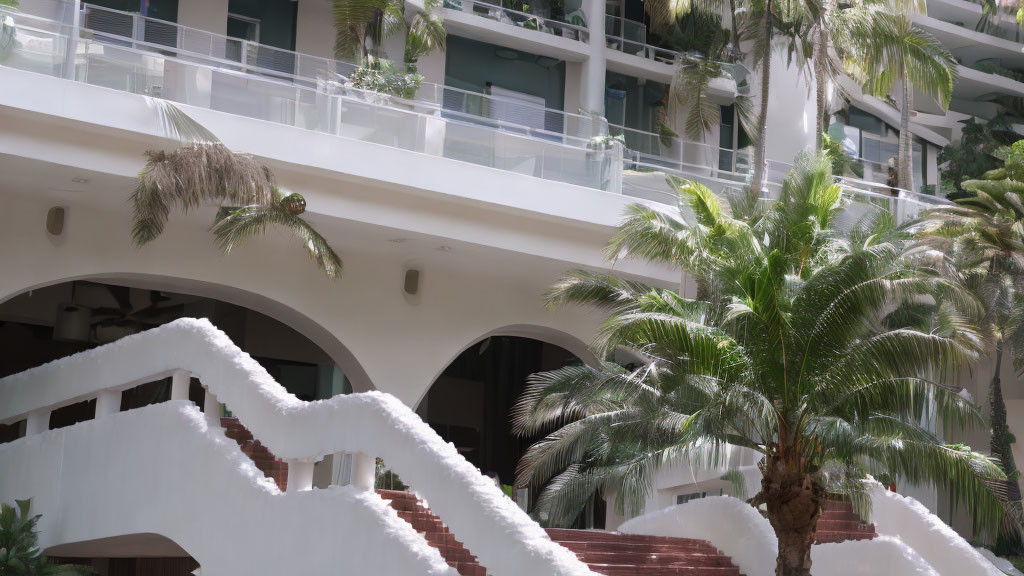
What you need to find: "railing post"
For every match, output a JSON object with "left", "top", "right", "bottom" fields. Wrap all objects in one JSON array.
[
  {"left": 63, "top": 0, "right": 82, "bottom": 80},
  {"left": 95, "top": 389, "right": 121, "bottom": 418},
  {"left": 286, "top": 458, "right": 316, "bottom": 492},
  {"left": 170, "top": 370, "right": 191, "bottom": 401},
  {"left": 351, "top": 452, "right": 376, "bottom": 491},
  {"left": 204, "top": 390, "right": 222, "bottom": 429},
  {"left": 25, "top": 409, "right": 50, "bottom": 436}
]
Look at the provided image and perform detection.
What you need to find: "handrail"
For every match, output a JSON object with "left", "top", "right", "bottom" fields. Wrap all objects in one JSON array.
[
  {"left": 1, "top": 8, "right": 618, "bottom": 191},
  {"left": 57, "top": 3, "right": 606, "bottom": 139},
  {"left": 0, "top": 318, "right": 596, "bottom": 576},
  {"left": 441, "top": 0, "right": 590, "bottom": 41}
]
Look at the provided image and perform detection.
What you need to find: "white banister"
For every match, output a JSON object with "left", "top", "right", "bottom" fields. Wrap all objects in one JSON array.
[
  {"left": 204, "top": 390, "right": 221, "bottom": 429},
  {"left": 25, "top": 409, "right": 49, "bottom": 436},
  {"left": 286, "top": 459, "right": 315, "bottom": 492},
  {"left": 95, "top": 389, "right": 121, "bottom": 418},
  {"left": 351, "top": 452, "right": 376, "bottom": 491},
  {"left": 170, "top": 369, "right": 191, "bottom": 401},
  {"left": 0, "top": 319, "right": 596, "bottom": 576}
]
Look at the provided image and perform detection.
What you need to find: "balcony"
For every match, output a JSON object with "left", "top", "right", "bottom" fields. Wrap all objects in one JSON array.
[
  {"left": 603, "top": 14, "right": 744, "bottom": 94},
  {"left": 610, "top": 123, "right": 947, "bottom": 222},
  {"left": 1, "top": 5, "right": 618, "bottom": 193},
  {"left": 439, "top": 0, "right": 591, "bottom": 61}
]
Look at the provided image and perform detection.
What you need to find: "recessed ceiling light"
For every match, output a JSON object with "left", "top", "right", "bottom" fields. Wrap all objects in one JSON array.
[
  {"left": 436, "top": 245, "right": 453, "bottom": 252},
  {"left": 71, "top": 177, "right": 89, "bottom": 184}
]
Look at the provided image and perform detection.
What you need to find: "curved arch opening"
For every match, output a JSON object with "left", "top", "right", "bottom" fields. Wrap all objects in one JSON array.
[
  {"left": 0, "top": 274, "right": 372, "bottom": 393},
  {"left": 45, "top": 533, "right": 199, "bottom": 576},
  {"left": 415, "top": 328, "right": 597, "bottom": 523}
]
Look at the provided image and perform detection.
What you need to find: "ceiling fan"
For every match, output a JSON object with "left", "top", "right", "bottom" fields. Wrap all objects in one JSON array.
[{"left": 55, "top": 282, "right": 186, "bottom": 343}]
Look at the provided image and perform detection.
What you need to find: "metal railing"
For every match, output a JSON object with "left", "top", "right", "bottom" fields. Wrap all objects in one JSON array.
[
  {"left": 441, "top": 0, "right": 589, "bottom": 42},
  {"left": 0, "top": 7, "right": 621, "bottom": 192},
  {"left": 67, "top": 3, "right": 604, "bottom": 142}
]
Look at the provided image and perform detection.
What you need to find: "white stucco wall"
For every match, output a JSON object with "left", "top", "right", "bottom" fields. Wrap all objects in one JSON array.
[
  {"left": 618, "top": 496, "right": 946, "bottom": 576},
  {"left": 177, "top": 0, "right": 229, "bottom": 36},
  {"left": 762, "top": 40, "right": 818, "bottom": 164},
  {"left": 295, "top": 0, "right": 337, "bottom": 59},
  {"left": 0, "top": 404, "right": 458, "bottom": 576},
  {"left": 0, "top": 320, "right": 599, "bottom": 576}
]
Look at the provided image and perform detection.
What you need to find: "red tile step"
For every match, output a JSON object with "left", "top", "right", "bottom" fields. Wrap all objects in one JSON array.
[
  {"left": 221, "top": 417, "right": 288, "bottom": 491},
  {"left": 378, "top": 489, "right": 485, "bottom": 576},
  {"left": 546, "top": 529, "right": 745, "bottom": 576},
  {"left": 814, "top": 499, "right": 876, "bottom": 544}
]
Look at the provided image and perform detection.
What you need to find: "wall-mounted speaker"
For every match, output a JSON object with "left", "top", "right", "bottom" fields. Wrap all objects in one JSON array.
[
  {"left": 46, "top": 207, "right": 65, "bottom": 236},
  {"left": 404, "top": 269, "right": 420, "bottom": 296}
]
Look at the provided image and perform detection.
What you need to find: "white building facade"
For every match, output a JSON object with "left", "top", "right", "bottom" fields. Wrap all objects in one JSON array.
[{"left": 0, "top": 0, "right": 1019, "bottom": 573}]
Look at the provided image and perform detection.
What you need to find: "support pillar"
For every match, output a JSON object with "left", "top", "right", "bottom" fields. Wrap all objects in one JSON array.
[
  {"left": 286, "top": 459, "right": 316, "bottom": 492},
  {"left": 204, "top": 390, "right": 222, "bottom": 429},
  {"left": 170, "top": 370, "right": 191, "bottom": 401},
  {"left": 579, "top": 0, "right": 607, "bottom": 123},
  {"left": 95, "top": 389, "right": 121, "bottom": 418},
  {"left": 25, "top": 409, "right": 50, "bottom": 436},
  {"left": 351, "top": 452, "right": 376, "bottom": 491}
]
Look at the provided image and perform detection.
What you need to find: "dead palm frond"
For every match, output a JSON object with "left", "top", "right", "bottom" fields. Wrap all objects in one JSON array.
[
  {"left": 213, "top": 189, "right": 343, "bottom": 280},
  {"left": 133, "top": 101, "right": 344, "bottom": 279}
]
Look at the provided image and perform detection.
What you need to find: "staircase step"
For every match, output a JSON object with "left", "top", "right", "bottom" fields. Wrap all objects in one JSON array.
[
  {"left": 587, "top": 564, "right": 741, "bottom": 576},
  {"left": 814, "top": 531, "right": 875, "bottom": 544},
  {"left": 817, "top": 519, "right": 874, "bottom": 533},
  {"left": 575, "top": 552, "right": 735, "bottom": 567}
]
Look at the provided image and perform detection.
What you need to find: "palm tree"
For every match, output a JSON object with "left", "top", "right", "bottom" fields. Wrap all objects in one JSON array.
[
  {"left": 840, "top": 7, "right": 956, "bottom": 193},
  {"left": 1, "top": 499, "right": 92, "bottom": 575},
  {"left": 333, "top": 0, "right": 445, "bottom": 70},
  {"left": 132, "top": 101, "right": 343, "bottom": 279},
  {"left": 915, "top": 140, "right": 1024, "bottom": 553},
  {"left": 513, "top": 150, "right": 1006, "bottom": 576}
]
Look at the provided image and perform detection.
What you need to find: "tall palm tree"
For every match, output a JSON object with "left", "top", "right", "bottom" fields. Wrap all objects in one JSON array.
[
  {"left": 840, "top": 8, "right": 956, "bottom": 193},
  {"left": 132, "top": 101, "right": 343, "bottom": 279},
  {"left": 513, "top": 150, "right": 1005, "bottom": 576},
  {"left": 915, "top": 140, "right": 1024, "bottom": 553},
  {"left": 333, "top": 0, "right": 445, "bottom": 70}
]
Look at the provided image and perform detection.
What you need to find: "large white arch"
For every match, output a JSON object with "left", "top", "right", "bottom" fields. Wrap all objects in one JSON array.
[
  {"left": 1, "top": 196, "right": 607, "bottom": 407},
  {"left": 0, "top": 272, "right": 375, "bottom": 393}
]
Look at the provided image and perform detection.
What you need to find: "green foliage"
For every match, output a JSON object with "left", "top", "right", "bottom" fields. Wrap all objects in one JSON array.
[
  {"left": 514, "top": 149, "right": 1006, "bottom": 560},
  {"left": 917, "top": 145, "right": 1024, "bottom": 550},
  {"left": 0, "top": 499, "right": 92, "bottom": 575},
  {"left": 939, "top": 117, "right": 1021, "bottom": 199},
  {"left": 821, "top": 132, "right": 864, "bottom": 178},
  {"left": 333, "top": 0, "right": 445, "bottom": 72},
  {"left": 349, "top": 57, "right": 424, "bottom": 99},
  {"left": 658, "top": 11, "right": 731, "bottom": 56}
]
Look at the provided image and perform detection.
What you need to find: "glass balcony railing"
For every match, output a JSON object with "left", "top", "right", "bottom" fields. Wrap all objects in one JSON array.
[
  {"left": 0, "top": 7, "right": 620, "bottom": 192},
  {"left": 611, "top": 124, "right": 947, "bottom": 221},
  {"left": 44, "top": 3, "right": 608, "bottom": 141},
  {"left": 440, "top": 0, "right": 590, "bottom": 42}
]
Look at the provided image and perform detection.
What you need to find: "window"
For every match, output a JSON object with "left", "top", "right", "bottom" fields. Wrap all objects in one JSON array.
[
  {"left": 676, "top": 491, "right": 707, "bottom": 505},
  {"left": 719, "top": 105, "right": 752, "bottom": 174}
]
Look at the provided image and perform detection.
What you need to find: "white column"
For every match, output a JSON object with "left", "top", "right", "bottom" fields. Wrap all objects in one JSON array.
[
  {"left": 579, "top": 0, "right": 607, "bottom": 120},
  {"left": 286, "top": 459, "right": 316, "bottom": 492},
  {"left": 25, "top": 409, "right": 50, "bottom": 436},
  {"left": 63, "top": 0, "right": 81, "bottom": 80},
  {"left": 95, "top": 389, "right": 121, "bottom": 418},
  {"left": 204, "top": 390, "right": 222, "bottom": 429},
  {"left": 351, "top": 452, "right": 377, "bottom": 491},
  {"left": 170, "top": 370, "right": 191, "bottom": 401}
]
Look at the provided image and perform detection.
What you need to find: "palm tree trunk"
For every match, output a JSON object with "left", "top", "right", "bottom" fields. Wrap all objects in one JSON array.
[
  {"left": 752, "top": 12, "right": 773, "bottom": 193},
  {"left": 728, "top": 0, "right": 741, "bottom": 57},
  {"left": 813, "top": 7, "right": 830, "bottom": 150},
  {"left": 758, "top": 451, "right": 823, "bottom": 576},
  {"left": 897, "top": 63, "right": 914, "bottom": 193},
  {"left": 991, "top": 340, "right": 1024, "bottom": 553}
]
